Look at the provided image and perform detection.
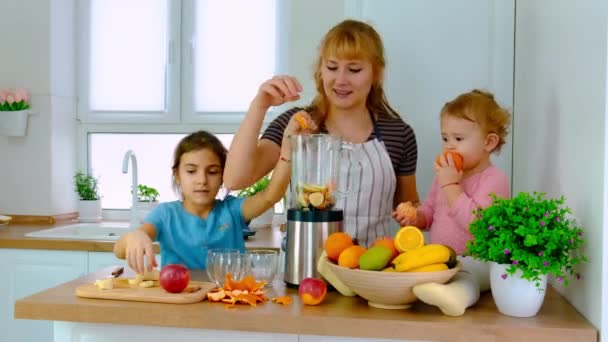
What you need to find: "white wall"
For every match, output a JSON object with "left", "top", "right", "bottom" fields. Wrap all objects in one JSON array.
[
  {"left": 0, "top": 0, "right": 78, "bottom": 216},
  {"left": 353, "top": 0, "right": 514, "bottom": 201},
  {"left": 514, "top": 0, "right": 607, "bottom": 331}
]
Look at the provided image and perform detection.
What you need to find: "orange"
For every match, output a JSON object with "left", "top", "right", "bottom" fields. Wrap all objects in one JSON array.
[
  {"left": 435, "top": 151, "right": 464, "bottom": 171},
  {"left": 372, "top": 237, "right": 399, "bottom": 259},
  {"left": 394, "top": 226, "right": 425, "bottom": 253},
  {"left": 325, "top": 232, "right": 355, "bottom": 261},
  {"left": 337, "top": 245, "right": 367, "bottom": 269},
  {"left": 294, "top": 111, "right": 309, "bottom": 130}
]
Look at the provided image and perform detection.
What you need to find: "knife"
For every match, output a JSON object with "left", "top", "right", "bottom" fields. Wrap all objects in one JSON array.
[{"left": 107, "top": 266, "right": 124, "bottom": 278}]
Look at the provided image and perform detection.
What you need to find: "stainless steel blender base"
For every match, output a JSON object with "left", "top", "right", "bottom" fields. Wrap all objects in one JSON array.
[{"left": 283, "top": 210, "right": 343, "bottom": 286}]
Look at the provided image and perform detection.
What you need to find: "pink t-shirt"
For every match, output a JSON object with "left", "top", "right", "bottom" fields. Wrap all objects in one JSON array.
[{"left": 419, "top": 165, "right": 510, "bottom": 255}]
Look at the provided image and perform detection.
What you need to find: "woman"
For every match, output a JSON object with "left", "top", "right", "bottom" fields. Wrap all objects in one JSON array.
[{"left": 225, "top": 19, "right": 419, "bottom": 246}]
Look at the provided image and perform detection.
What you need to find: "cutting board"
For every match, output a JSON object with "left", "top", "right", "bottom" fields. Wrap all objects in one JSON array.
[{"left": 76, "top": 279, "right": 216, "bottom": 304}]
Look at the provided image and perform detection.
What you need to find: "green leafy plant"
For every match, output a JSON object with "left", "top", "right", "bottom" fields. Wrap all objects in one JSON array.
[
  {"left": 136, "top": 184, "right": 159, "bottom": 202},
  {"left": 73, "top": 172, "right": 101, "bottom": 201},
  {"left": 466, "top": 192, "right": 587, "bottom": 288},
  {"left": 237, "top": 174, "right": 271, "bottom": 198}
]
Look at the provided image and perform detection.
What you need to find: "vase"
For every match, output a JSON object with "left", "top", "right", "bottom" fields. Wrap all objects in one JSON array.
[
  {"left": 0, "top": 109, "right": 29, "bottom": 136},
  {"left": 489, "top": 261, "right": 547, "bottom": 317},
  {"left": 136, "top": 201, "right": 159, "bottom": 224},
  {"left": 78, "top": 199, "right": 102, "bottom": 223}
]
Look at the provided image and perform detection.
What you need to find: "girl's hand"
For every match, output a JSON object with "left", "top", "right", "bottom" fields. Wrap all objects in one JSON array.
[
  {"left": 392, "top": 201, "right": 419, "bottom": 226},
  {"left": 251, "top": 75, "right": 303, "bottom": 109},
  {"left": 434, "top": 153, "right": 463, "bottom": 188},
  {"left": 124, "top": 230, "right": 157, "bottom": 274}
]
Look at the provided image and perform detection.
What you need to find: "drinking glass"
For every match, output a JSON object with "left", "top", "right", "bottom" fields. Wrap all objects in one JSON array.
[
  {"left": 206, "top": 248, "right": 240, "bottom": 288},
  {"left": 246, "top": 250, "right": 279, "bottom": 286}
]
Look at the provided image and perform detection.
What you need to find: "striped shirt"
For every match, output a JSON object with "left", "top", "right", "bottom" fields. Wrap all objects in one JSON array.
[{"left": 261, "top": 107, "right": 418, "bottom": 176}]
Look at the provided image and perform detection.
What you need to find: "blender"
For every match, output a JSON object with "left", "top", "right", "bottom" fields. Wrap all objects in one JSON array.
[{"left": 283, "top": 134, "right": 352, "bottom": 287}]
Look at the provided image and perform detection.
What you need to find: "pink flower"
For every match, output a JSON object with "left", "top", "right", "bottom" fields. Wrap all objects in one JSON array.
[
  {"left": 13, "top": 88, "right": 28, "bottom": 103},
  {"left": 6, "top": 94, "right": 15, "bottom": 104},
  {"left": 0, "top": 88, "right": 10, "bottom": 102}
]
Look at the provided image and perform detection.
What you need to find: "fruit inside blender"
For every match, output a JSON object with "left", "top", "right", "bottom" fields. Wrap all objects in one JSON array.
[{"left": 296, "top": 182, "right": 336, "bottom": 210}]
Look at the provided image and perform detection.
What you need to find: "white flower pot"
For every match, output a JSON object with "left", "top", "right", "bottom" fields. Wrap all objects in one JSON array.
[
  {"left": 0, "top": 110, "right": 29, "bottom": 136},
  {"left": 136, "top": 201, "right": 159, "bottom": 223},
  {"left": 78, "top": 199, "right": 102, "bottom": 223},
  {"left": 248, "top": 207, "right": 274, "bottom": 229},
  {"left": 489, "top": 261, "right": 547, "bottom": 317}
]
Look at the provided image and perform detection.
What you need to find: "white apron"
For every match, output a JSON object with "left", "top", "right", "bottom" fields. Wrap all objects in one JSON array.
[{"left": 336, "top": 119, "right": 397, "bottom": 247}]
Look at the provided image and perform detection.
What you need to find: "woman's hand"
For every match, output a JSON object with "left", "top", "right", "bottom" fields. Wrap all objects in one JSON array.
[
  {"left": 434, "top": 153, "right": 463, "bottom": 188},
  {"left": 124, "top": 230, "right": 157, "bottom": 274},
  {"left": 251, "top": 75, "right": 303, "bottom": 110}
]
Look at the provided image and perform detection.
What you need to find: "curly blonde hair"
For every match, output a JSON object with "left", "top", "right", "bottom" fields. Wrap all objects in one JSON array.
[
  {"left": 440, "top": 90, "right": 511, "bottom": 153},
  {"left": 306, "top": 19, "right": 399, "bottom": 122}
]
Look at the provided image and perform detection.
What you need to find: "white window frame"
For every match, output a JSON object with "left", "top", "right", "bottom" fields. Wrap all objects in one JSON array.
[
  {"left": 77, "top": 0, "right": 288, "bottom": 127},
  {"left": 76, "top": 0, "right": 289, "bottom": 217},
  {"left": 77, "top": 0, "right": 182, "bottom": 124}
]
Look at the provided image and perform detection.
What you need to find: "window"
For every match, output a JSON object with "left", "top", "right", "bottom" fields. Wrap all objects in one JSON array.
[
  {"left": 78, "top": 0, "right": 279, "bottom": 124},
  {"left": 78, "top": 0, "right": 284, "bottom": 214}
]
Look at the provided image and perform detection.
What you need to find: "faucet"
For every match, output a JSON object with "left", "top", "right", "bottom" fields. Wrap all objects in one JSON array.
[{"left": 122, "top": 150, "right": 139, "bottom": 229}]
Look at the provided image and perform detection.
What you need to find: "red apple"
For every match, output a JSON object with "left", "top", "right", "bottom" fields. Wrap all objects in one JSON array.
[
  {"left": 159, "top": 264, "right": 190, "bottom": 293},
  {"left": 298, "top": 277, "right": 327, "bottom": 305}
]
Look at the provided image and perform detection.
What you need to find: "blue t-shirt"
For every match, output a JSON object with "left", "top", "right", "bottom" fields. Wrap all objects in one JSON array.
[{"left": 145, "top": 196, "right": 247, "bottom": 270}]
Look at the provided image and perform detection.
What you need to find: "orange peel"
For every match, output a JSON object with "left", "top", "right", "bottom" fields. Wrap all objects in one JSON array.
[{"left": 272, "top": 296, "right": 293, "bottom": 305}]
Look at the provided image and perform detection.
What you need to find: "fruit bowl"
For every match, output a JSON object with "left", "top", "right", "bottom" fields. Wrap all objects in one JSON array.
[{"left": 324, "top": 255, "right": 462, "bottom": 309}]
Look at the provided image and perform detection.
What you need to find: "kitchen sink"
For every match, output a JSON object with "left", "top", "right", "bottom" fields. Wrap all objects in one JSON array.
[{"left": 25, "top": 222, "right": 131, "bottom": 241}]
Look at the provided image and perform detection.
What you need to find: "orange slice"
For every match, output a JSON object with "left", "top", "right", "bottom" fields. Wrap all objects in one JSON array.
[
  {"left": 294, "top": 111, "right": 309, "bottom": 130},
  {"left": 394, "top": 226, "right": 425, "bottom": 253}
]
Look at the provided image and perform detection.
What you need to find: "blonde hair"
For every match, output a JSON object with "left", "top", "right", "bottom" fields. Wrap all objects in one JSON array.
[
  {"left": 440, "top": 90, "right": 511, "bottom": 153},
  {"left": 306, "top": 19, "right": 399, "bottom": 122}
]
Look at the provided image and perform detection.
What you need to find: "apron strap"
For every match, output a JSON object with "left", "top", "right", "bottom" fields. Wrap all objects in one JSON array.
[{"left": 370, "top": 112, "right": 383, "bottom": 142}]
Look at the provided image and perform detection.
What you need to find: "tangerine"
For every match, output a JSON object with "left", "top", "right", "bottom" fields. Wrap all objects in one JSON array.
[
  {"left": 337, "top": 245, "right": 367, "bottom": 269},
  {"left": 325, "top": 232, "right": 355, "bottom": 261},
  {"left": 435, "top": 151, "right": 464, "bottom": 171}
]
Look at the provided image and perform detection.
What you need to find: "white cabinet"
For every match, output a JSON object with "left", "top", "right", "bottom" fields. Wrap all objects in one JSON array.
[{"left": 0, "top": 249, "right": 87, "bottom": 342}]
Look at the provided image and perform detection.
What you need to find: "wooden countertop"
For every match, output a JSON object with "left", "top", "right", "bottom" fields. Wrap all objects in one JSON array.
[
  {"left": 14, "top": 268, "right": 597, "bottom": 341},
  {"left": 0, "top": 224, "right": 282, "bottom": 252}
]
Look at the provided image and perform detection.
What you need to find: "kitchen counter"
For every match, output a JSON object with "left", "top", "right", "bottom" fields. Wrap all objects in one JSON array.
[
  {"left": 14, "top": 267, "right": 597, "bottom": 341},
  {"left": 0, "top": 224, "right": 282, "bottom": 252}
]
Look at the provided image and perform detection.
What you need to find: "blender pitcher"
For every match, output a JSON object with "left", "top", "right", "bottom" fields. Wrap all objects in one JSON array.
[
  {"left": 283, "top": 134, "right": 353, "bottom": 287},
  {"left": 289, "top": 134, "right": 353, "bottom": 210}
]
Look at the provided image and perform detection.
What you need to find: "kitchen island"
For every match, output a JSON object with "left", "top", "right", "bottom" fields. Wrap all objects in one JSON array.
[{"left": 15, "top": 267, "right": 597, "bottom": 342}]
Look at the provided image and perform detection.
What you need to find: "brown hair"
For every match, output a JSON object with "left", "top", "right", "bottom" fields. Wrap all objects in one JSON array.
[
  {"left": 306, "top": 19, "right": 399, "bottom": 122},
  {"left": 171, "top": 131, "right": 227, "bottom": 192},
  {"left": 440, "top": 90, "right": 511, "bottom": 153}
]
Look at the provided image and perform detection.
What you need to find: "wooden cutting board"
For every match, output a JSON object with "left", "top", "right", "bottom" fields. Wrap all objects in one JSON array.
[{"left": 76, "top": 279, "right": 216, "bottom": 304}]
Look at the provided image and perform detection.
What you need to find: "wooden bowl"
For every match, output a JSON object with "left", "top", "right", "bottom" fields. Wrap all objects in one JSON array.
[{"left": 324, "top": 256, "right": 462, "bottom": 309}]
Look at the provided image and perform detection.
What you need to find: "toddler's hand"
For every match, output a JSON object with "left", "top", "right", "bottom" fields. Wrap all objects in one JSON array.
[
  {"left": 434, "top": 153, "right": 463, "bottom": 188},
  {"left": 392, "top": 201, "right": 418, "bottom": 226},
  {"left": 124, "top": 230, "right": 157, "bottom": 275}
]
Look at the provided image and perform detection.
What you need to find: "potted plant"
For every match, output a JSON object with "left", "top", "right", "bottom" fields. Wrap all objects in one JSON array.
[
  {"left": 237, "top": 174, "right": 274, "bottom": 228},
  {"left": 466, "top": 191, "right": 587, "bottom": 317},
  {"left": 74, "top": 171, "right": 102, "bottom": 223},
  {"left": 134, "top": 184, "right": 160, "bottom": 222},
  {"left": 0, "top": 88, "right": 31, "bottom": 136}
]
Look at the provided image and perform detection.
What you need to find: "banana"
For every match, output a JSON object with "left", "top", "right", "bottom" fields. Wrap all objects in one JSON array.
[
  {"left": 317, "top": 251, "right": 356, "bottom": 296},
  {"left": 392, "top": 244, "right": 453, "bottom": 272},
  {"left": 408, "top": 263, "right": 448, "bottom": 272},
  {"left": 95, "top": 278, "right": 114, "bottom": 290}
]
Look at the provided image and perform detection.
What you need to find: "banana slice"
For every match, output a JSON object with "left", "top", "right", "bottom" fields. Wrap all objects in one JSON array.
[{"left": 139, "top": 280, "right": 156, "bottom": 288}]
